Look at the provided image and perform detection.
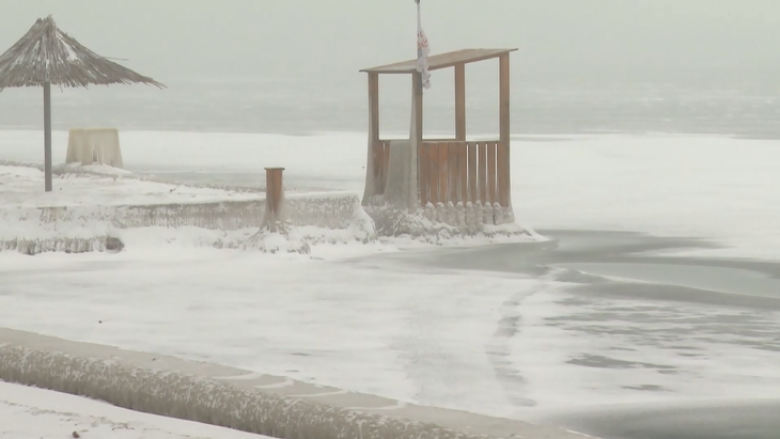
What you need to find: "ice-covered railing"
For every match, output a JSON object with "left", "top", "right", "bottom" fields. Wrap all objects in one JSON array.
[
  {"left": 371, "top": 139, "right": 511, "bottom": 208},
  {"left": 364, "top": 137, "right": 520, "bottom": 238}
]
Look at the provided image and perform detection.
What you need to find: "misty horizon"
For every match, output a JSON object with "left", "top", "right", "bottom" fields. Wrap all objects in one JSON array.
[
  {"left": 3, "top": 1, "right": 780, "bottom": 83},
  {"left": 1, "top": 1, "right": 779, "bottom": 137}
]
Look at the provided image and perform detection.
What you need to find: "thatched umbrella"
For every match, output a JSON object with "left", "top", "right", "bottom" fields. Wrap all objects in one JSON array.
[{"left": 0, "top": 15, "right": 165, "bottom": 192}]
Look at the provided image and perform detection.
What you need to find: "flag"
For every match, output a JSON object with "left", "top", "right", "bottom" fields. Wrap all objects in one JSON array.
[{"left": 417, "top": 2, "right": 431, "bottom": 89}]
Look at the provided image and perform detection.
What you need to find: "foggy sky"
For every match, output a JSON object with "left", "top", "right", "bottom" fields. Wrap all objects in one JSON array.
[{"left": 2, "top": 0, "right": 780, "bottom": 86}]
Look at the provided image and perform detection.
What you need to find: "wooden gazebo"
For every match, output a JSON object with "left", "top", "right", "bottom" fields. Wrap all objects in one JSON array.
[{"left": 361, "top": 48, "right": 516, "bottom": 209}]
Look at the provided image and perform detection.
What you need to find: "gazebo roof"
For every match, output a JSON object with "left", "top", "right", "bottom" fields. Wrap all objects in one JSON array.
[
  {"left": 360, "top": 48, "right": 517, "bottom": 74},
  {"left": 0, "top": 15, "right": 164, "bottom": 89}
]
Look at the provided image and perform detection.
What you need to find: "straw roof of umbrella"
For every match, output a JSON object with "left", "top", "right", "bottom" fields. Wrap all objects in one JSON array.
[{"left": 0, "top": 15, "right": 165, "bottom": 89}]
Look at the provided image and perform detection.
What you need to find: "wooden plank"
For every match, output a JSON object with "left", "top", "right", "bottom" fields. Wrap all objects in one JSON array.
[
  {"left": 413, "top": 74, "right": 424, "bottom": 144},
  {"left": 458, "top": 142, "right": 468, "bottom": 204},
  {"left": 467, "top": 142, "right": 477, "bottom": 204},
  {"left": 455, "top": 64, "right": 466, "bottom": 141},
  {"left": 418, "top": 142, "right": 429, "bottom": 206},
  {"left": 424, "top": 138, "right": 457, "bottom": 142},
  {"left": 478, "top": 142, "right": 488, "bottom": 205},
  {"left": 369, "top": 73, "right": 380, "bottom": 143},
  {"left": 265, "top": 170, "right": 275, "bottom": 213},
  {"left": 487, "top": 141, "right": 497, "bottom": 206},
  {"left": 361, "top": 48, "right": 518, "bottom": 74},
  {"left": 383, "top": 141, "right": 391, "bottom": 194},
  {"left": 372, "top": 141, "right": 382, "bottom": 194},
  {"left": 376, "top": 142, "right": 383, "bottom": 195},
  {"left": 369, "top": 73, "right": 381, "bottom": 195},
  {"left": 448, "top": 142, "right": 459, "bottom": 204},
  {"left": 381, "top": 142, "right": 389, "bottom": 195},
  {"left": 274, "top": 170, "right": 283, "bottom": 213},
  {"left": 499, "top": 54, "right": 511, "bottom": 207},
  {"left": 428, "top": 142, "right": 439, "bottom": 205},
  {"left": 438, "top": 142, "right": 449, "bottom": 204},
  {"left": 496, "top": 139, "right": 506, "bottom": 207}
]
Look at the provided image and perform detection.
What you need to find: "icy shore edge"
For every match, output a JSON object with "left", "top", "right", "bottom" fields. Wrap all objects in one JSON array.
[{"left": 0, "top": 327, "right": 592, "bottom": 439}]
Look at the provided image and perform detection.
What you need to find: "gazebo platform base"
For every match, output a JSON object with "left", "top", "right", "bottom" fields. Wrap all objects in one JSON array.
[{"left": 363, "top": 198, "right": 533, "bottom": 243}]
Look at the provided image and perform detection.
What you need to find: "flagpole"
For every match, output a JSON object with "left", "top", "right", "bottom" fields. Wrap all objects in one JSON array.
[
  {"left": 413, "top": 0, "right": 424, "bottom": 149},
  {"left": 415, "top": 0, "right": 423, "bottom": 96}
]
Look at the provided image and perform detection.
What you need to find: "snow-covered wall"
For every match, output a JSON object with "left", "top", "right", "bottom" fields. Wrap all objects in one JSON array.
[
  {"left": 0, "top": 327, "right": 589, "bottom": 439},
  {"left": 1, "top": 193, "right": 360, "bottom": 230},
  {"left": 0, "top": 192, "right": 375, "bottom": 254}
]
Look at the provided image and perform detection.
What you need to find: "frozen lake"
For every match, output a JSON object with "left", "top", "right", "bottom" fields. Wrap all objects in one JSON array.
[{"left": 364, "top": 230, "right": 780, "bottom": 438}]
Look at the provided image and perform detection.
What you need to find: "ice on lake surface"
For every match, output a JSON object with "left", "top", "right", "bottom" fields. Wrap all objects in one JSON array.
[{"left": 554, "top": 262, "right": 780, "bottom": 299}]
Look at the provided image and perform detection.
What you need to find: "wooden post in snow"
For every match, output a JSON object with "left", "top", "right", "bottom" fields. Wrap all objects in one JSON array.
[
  {"left": 498, "top": 54, "right": 511, "bottom": 207},
  {"left": 263, "top": 167, "right": 286, "bottom": 232}
]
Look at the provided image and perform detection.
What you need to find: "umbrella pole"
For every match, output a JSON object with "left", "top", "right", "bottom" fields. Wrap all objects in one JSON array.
[{"left": 43, "top": 81, "right": 52, "bottom": 192}]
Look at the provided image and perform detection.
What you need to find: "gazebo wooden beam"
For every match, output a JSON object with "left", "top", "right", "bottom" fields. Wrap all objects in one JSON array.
[
  {"left": 368, "top": 72, "right": 383, "bottom": 194},
  {"left": 455, "top": 63, "right": 466, "bottom": 141},
  {"left": 413, "top": 73, "right": 423, "bottom": 144},
  {"left": 499, "top": 54, "right": 511, "bottom": 207},
  {"left": 360, "top": 48, "right": 517, "bottom": 74},
  {"left": 368, "top": 73, "right": 379, "bottom": 144}
]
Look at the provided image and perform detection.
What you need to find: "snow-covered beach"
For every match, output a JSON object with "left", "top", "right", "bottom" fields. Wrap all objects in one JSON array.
[
  {"left": 2, "top": 130, "right": 778, "bottom": 258},
  {"left": 1, "top": 130, "right": 779, "bottom": 438},
  {"left": 2, "top": 2, "right": 780, "bottom": 436}
]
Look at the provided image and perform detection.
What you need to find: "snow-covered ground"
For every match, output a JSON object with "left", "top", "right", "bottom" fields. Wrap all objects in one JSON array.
[
  {"left": 1, "top": 244, "right": 779, "bottom": 419},
  {"left": 1, "top": 129, "right": 779, "bottom": 427},
  {"left": 2, "top": 130, "right": 778, "bottom": 258},
  {"left": 0, "top": 164, "right": 264, "bottom": 208},
  {"left": 0, "top": 381, "right": 268, "bottom": 439}
]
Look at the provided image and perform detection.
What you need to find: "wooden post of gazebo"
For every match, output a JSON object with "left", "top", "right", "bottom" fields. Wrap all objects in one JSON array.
[
  {"left": 455, "top": 63, "right": 466, "bottom": 142},
  {"left": 360, "top": 48, "right": 517, "bottom": 216},
  {"left": 499, "top": 53, "right": 512, "bottom": 208}
]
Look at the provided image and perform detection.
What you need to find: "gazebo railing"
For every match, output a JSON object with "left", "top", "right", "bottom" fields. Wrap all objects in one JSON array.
[
  {"left": 372, "top": 138, "right": 456, "bottom": 197},
  {"left": 418, "top": 140, "right": 509, "bottom": 207},
  {"left": 371, "top": 140, "right": 392, "bottom": 195},
  {"left": 370, "top": 139, "right": 510, "bottom": 208}
]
